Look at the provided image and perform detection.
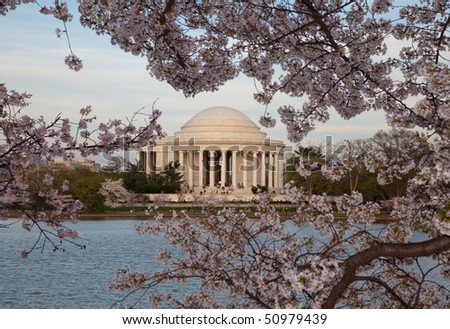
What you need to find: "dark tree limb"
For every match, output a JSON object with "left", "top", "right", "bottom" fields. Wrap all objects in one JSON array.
[
  {"left": 354, "top": 275, "right": 409, "bottom": 308},
  {"left": 322, "top": 235, "right": 450, "bottom": 308}
]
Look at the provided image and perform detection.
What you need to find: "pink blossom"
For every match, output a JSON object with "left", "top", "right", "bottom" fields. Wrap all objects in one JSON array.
[
  {"left": 42, "top": 174, "right": 54, "bottom": 186},
  {"left": 61, "top": 180, "right": 69, "bottom": 192},
  {"left": 64, "top": 54, "right": 83, "bottom": 72},
  {"left": 258, "top": 114, "right": 276, "bottom": 128},
  {"left": 3, "top": 1, "right": 450, "bottom": 309}
]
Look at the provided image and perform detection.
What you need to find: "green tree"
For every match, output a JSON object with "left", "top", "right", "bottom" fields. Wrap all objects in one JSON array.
[
  {"left": 122, "top": 163, "right": 150, "bottom": 193},
  {"left": 160, "top": 161, "right": 184, "bottom": 193},
  {"left": 53, "top": 168, "right": 122, "bottom": 213},
  {"left": 285, "top": 133, "right": 418, "bottom": 202},
  {"left": 24, "top": 169, "right": 57, "bottom": 210},
  {"left": 123, "top": 161, "right": 184, "bottom": 193}
]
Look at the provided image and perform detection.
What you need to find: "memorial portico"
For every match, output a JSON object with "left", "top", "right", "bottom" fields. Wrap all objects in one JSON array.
[{"left": 139, "top": 106, "right": 285, "bottom": 191}]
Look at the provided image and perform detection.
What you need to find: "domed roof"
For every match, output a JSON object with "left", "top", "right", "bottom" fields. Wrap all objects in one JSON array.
[{"left": 174, "top": 106, "right": 267, "bottom": 143}]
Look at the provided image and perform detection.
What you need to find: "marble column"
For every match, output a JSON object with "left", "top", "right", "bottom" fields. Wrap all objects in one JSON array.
[
  {"left": 252, "top": 150, "right": 258, "bottom": 187},
  {"left": 232, "top": 150, "right": 237, "bottom": 187},
  {"left": 188, "top": 151, "right": 193, "bottom": 189},
  {"left": 268, "top": 152, "right": 273, "bottom": 189},
  {"left": 221, "top": 150, "right": 226, "bottom": 187},
  {"left": 209, "top": 150, "right": 215, "bottom": 188},
  {"left": 278, "top": 152, "right": 284, "bottom": 189},
  {"left": 148, "top": 151, "right": 153, "bottom": 174},
  {"left": 274, "top": 151, "right": 279, "bottom": 188},
  {"left": 178, "top": 150, "right": 184, "bottom": 172},
  {"left": 260, "top": 151, "right": 266, "bottom": 186},
  {"left": 242, "top": 151, "right": 247, "bottom": 187},
  {"left": 198, "top": 150, "right": 204, "bottom": 188}
]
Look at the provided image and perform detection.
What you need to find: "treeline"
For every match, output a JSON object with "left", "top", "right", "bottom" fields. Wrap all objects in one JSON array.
[
  {"left": 24, "top": 162, "right": 183, "bottom": 213},
  {"left": 23, "top": 130, "right": 418, "bottom": 212},
  {"left": 285, "top": 163, "right": 413, "bottom": 201},
  {"left": 26, "top": 167, "right": 122, "bottom": 213},
  {"left": 284, "top": 129, "right": 422, "bottom": 202},
  {"left": 122, "top": 162, "right": 184, "bottom": 194}
]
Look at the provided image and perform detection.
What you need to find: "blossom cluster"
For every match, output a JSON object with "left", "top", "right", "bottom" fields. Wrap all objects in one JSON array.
[
  {"left": 3, "top": 0, "right": 450, "bottom": 308},
  {"left": 99, "top": 179, "right": 133, "bottom": 208},
  {"left": 1, "top": 84, "right": 164, "bottom": 255},
  {"left": 110, "top": 179, "right": 449, "bottom": 308}
]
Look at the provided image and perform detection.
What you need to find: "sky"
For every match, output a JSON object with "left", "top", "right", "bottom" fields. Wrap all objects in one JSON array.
[{"left": 0, "top": 2, "right": 390, "bottom": 163}]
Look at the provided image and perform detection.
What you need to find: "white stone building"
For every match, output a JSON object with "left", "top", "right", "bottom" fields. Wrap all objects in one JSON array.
[{"left": 138, "top": 106, "right": 285, "bottom": 191}]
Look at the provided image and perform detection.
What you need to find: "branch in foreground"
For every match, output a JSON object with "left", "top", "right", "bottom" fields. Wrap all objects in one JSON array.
[{"left": 322, "top": 235, "right": 450, "bottom": 308}]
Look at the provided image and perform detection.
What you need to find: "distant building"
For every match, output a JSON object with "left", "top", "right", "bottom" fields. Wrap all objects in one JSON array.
[
  {"left": 46, "top": 156, "right": 101, "bottom": 172},
  {"left": 138, "top": 106, "right": 285, "bottom": 191}
]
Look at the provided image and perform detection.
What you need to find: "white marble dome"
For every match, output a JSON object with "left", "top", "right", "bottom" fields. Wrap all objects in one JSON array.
[
  {"left": 140, "top": 105, "right": 285, "bottom": 190},
  {"left": 174, "top": 106, "right": 266, "bottom": 143}
]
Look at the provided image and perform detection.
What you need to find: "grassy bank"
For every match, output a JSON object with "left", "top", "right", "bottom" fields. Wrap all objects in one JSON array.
[{"left": 6, "top": 204, "right": 395, "bottom": 223}]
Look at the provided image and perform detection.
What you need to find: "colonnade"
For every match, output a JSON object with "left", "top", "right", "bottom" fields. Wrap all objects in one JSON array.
[
  {"left": 141, "top": 147, "right": 284, "bottom": 190},
  {"left": 178, "top": 149, "right": 283, "bottom": 189}
]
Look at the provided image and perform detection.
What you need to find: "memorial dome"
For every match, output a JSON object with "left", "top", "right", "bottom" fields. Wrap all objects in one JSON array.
[
  {"left": 174, "top": 106, "right": 266, "bottom": 143},
  {"left": 140, "top": 105, "right": 285, "bottom": 191}
]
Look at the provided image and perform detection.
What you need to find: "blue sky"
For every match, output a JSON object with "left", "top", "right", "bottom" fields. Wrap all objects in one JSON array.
[{"left": 1, "top": 2, "right": 390, "bottom": 162}]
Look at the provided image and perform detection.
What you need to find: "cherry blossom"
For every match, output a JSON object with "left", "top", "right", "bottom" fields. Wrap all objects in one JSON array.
[
  {"left": 1, "top": 83, "right": 164, "bottom": 254},
  {"left": 64, "top": 54, "right": 83, "bottom": 72},
  {"left": 258, "top": 114, "right": 276, "bottom": 128},
  {"left": 99, "top": 179, "right": 133, "bottom": 208},
  {"left": 2, "top": 0, "right": 449, "bottom": 308},
  {"left": 102, "top": 0, "right": 449, "bottom": 308}
]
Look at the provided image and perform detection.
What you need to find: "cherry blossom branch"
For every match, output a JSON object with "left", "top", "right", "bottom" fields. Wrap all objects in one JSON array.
[
  {"left": 1, "top": 84, "right": 164, "bottom": 256},
  {"left": 435, "top": 13, "right": 450, "bottom": 64},
  {"left": 322, "top": 235, "right": 450, "bottom": 308},
  {"left": 354, "top": 275, "right": 409, "bottom": 308}
]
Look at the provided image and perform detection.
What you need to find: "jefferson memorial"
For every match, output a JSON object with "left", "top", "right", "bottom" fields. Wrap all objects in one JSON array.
[{"left": 138, "top": 106, "right": 285, "bottom": 192}]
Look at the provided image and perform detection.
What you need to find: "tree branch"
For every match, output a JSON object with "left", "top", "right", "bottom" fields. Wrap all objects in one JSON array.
[
  {"left": 322, "top": 235, "right": 450, "bottom": 308},
  {"left": 436, "top": 14, "right": 450, "bottom": 64},
  {"left": 354, "top": 275, "right": 409, "bottom": 308}
]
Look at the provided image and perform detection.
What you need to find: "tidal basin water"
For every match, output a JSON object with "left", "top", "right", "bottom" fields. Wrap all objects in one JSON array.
[
  {"left": 0, "top": 218, "right": 445, "bottom": 308},
  {"left": 0, "top": 219, "right": 181, "bottom": 308}
]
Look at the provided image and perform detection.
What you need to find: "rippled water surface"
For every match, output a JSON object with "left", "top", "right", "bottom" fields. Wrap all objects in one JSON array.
[
  {"left": 1, "top": 219, "right": 446, "bottom": 308},
  {"left": 0, "top": 219, "right": 180, "bottom": 308}
]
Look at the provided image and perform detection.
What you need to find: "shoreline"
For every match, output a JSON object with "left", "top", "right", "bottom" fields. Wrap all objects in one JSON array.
[{"left": 6, "top": 206, "right": 395, "bottom": 223}]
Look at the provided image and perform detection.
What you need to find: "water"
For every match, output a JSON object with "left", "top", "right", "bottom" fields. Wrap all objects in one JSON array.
[
  {"left": 1, "top": 219, "right": 446, "bottom": 308},
  {"left": 0, "top": 219, "right": 180, "bottom": 308}
]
